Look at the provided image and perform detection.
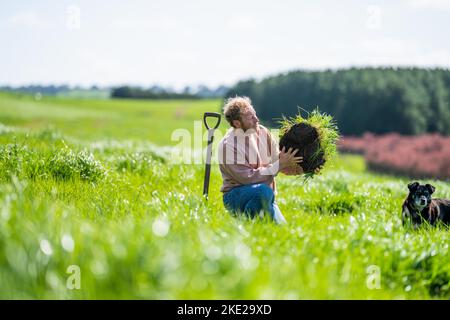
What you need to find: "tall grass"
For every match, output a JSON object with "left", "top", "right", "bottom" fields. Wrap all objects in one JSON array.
[
  {"left": 0, "top": 94, "right": 449, "bottom": 299},
  {"left": 0, "top": 141, "right": 104, "bottom": 183}
]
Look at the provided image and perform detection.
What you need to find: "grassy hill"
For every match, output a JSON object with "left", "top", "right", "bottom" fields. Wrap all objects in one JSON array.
[
  {"left": 0, "top": 92, "right": 449, "bottom": 299},
  {"left": 0, "top": 92, "right": 224, "bottom": 145}
]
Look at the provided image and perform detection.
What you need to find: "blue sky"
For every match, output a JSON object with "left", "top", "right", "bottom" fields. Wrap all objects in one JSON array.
[{"left": 1, "top": 0, "right": 450, "bottom": 88}]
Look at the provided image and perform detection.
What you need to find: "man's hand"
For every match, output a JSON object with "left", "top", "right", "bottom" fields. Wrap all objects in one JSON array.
[
  {"left": 281, "top": 163, "right": 323, "bottom": 175},
  {"left": 279, "top": 147, "right": 303, "bottom": 171},
  {"left": 281, "top": 164, "right": 304, "bottom": 175}
]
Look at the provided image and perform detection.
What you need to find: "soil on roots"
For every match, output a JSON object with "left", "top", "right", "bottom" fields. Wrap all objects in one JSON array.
[{"left": 279, "top": 122, "right": 326, "bottom": 173}]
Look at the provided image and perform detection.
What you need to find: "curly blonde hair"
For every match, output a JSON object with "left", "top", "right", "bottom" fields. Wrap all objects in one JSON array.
[{"left": 223, "top": 96, "right": 253, "bottom": 127}]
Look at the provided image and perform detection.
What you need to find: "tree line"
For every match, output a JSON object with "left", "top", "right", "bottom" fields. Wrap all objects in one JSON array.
[
  {"left": 111, "top": 86, "right": 198, "bottom": 99},
  {"left": 225, "top": 67, "right": 450, "bottom": 135},
  {"left": 111, "top": 85, "right": 229, "bottom": 99}
]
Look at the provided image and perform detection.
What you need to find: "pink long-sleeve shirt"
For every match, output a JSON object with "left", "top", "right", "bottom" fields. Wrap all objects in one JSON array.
[{"left": 217, "top": 125, "right": 280, "bottom": 193}]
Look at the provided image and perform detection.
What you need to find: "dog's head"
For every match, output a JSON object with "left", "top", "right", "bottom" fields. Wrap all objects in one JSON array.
[{"left": 407, "top": 181, "right": 435, "bottom": 211}]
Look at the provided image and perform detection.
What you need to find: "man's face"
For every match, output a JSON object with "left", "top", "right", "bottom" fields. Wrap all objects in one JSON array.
[{"left": 237, "top": 107, "right": 259, "bottom": 131}]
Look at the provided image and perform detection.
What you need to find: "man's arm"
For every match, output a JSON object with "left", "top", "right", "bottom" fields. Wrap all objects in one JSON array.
[
  {"left": 219, "top": 162, "right": 278, "bottom": 186},
  {"left": 220, "top": 148, "right": 302, "bottom": 183}
]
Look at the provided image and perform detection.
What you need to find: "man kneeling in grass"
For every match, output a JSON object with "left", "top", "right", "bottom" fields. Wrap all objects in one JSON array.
[{"left": 218, "top": 96, "right": 303, "bottom": 224}]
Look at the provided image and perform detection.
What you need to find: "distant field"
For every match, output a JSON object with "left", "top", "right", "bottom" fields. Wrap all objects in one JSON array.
[
  {"left": 0, "top": 92, "right": 225, "bottom": 145},
  {"left": 0, "top": 92, "right": 449, "bottom": 299}
]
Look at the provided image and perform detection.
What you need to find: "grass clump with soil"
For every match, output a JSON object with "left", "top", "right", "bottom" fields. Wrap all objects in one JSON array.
[{"left": 279, "top": 108, "right": 340, "bottom": 180}]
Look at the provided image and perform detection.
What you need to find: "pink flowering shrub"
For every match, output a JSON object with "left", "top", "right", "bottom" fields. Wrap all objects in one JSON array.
[{"left": 338, "top": 133, "right": 450, "bottom": 180}]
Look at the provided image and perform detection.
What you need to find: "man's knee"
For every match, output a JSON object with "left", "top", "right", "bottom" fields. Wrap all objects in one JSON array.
[
  {"left": 252, "top": 184, "right": 274, "bottom": 204},
  {"left": 243, "top": 184, "right": 274, "bottom": 217}
]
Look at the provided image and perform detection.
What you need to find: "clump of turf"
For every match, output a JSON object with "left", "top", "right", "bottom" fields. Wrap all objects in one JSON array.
[{"left": 279, "top": 108, "right": 340, "bottom": 180}]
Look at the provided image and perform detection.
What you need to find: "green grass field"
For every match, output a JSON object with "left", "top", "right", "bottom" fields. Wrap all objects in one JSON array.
[{"left": 0, "top": 92, "right": 449, "bottom": 299}]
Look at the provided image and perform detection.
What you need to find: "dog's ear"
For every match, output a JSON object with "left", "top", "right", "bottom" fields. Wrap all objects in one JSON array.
[
  {"left": 425, "top": 184, "right": 435, "bottom": 194},
  {"left": 408, "top": 182, "right": 419, "bottom": 192}
]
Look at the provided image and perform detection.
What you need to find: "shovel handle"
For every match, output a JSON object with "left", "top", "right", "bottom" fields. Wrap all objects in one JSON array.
[
  {"left": 202, "top": 112, "right": 221, "bottom": 200},
  {"left": 203, "top": 112, "right": 221, "bottom": 130}
]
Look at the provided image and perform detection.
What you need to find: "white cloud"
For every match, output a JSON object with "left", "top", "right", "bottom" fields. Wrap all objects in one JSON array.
[
  {"left": 360, "top": 38, "right": 419, "bottom": 55},
  {"left": 109, "top": 16, "right": 180, "bottom": 32},
  {"left": 357, "top": 38, "right": 450, "bottom": 67},
  {"left": 2, "top": 12, "right": 51, "bottom": 29},
  {"left": 226, "top": 15, "right": 258, "bottom": 32},
  {"left": 76, "top": 49, "right": 124, "bottom": 82},
  {"left": 407, "top": 0, "right": 450, "bottom": 9},
  {"left": 414, "top": 49, "right": 450, "bottom": 66}
]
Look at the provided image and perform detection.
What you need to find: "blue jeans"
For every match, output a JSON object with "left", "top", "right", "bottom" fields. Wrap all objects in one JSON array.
[{"left": 223, "top": 183, "right": 287, "bottom": 224}]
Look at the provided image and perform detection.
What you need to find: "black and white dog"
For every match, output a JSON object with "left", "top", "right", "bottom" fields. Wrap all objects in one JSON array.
[{"left": 402, "top": 182, "right": 450, "bottom": 228}]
